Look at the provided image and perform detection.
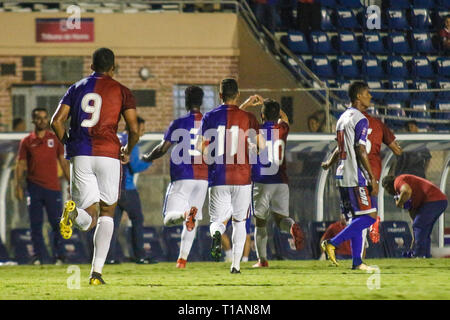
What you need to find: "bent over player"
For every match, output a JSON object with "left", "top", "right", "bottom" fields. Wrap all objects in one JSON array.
[{"left": 51, "top": 48, "right": 139, "bottom": 285}]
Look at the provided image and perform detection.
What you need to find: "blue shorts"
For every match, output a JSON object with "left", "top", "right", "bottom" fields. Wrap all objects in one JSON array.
[{"left": 339, "top": 186, "right": 377, "bottom": 218}]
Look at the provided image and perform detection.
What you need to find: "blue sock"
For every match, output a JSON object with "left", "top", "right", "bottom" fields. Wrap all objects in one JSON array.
[{"left": 330, "top": 215, "right": 376, "bottom": 267}]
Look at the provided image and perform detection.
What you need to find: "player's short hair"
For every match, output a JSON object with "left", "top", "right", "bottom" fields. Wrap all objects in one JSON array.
[
  {"left": 31, "top": 107, "right": 48, "bottom": 119},
  {"left": 262, "top": 99, "right": 280, "bottom": 122},
  {"left": 382, "top": 175, "right": 396, "bottom": 190},
  {"left": 92, "top": 48, "right": 115, "bottom": 73},
  {"left": 185, "top": 86, "right": 204, "bottom": 110},
  {"left": 348, "top": 81, "right": 369, "bottom": 103},
  {"left": 220, "top": 78, "right": 239, "bottom": 102}
]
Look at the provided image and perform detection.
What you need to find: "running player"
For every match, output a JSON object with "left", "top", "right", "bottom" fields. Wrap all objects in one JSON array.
[
  {"left": 320, "top": 81, "right": 378, "bottom": 271},
  {"left": 142, "top": 86, "right": 208, "bottom": 269},
  {"left": 197, "top": 78, "right": 264, "bottom": 273},
  {"left": 51, "top": 48, "right": 139, "bottom": 285},
  {"left": 240, "top": 98, "right": 304, "bottom": 268}
]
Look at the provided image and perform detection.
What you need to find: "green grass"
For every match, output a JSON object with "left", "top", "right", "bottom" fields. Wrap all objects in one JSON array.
[{"left": 0, "top": 259, "right": 449, "bottom": 300}]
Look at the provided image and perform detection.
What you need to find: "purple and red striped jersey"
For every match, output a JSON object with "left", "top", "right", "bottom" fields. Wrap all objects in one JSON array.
[
  {"left": 164, "top": 110, "right": 208, "bottom": 182},
  {"left": 200, "top": 104, "right": 260, "bottom": 186},
  {"left": 59, "top": 72, "right": 136, "bottom": 160},
  {"left": 252, "top": 120, "right": 289, "bottom": 184}
]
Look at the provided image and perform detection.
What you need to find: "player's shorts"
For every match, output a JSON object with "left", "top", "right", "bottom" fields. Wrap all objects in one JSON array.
[
  {"left": 209, "top": 184, "right": 252, "bottom": 223},
  {"left": 70, "top": 156, "right": 121, "bottom": 209},
  {"left": 252, "top": 183, "right": 289, "bottom": 220},
  {"left": 339, "top": 186, "right": 377, "bottom": 217},
  {"left": 162, "top": 179, "right": 208, "bottom": 220}
]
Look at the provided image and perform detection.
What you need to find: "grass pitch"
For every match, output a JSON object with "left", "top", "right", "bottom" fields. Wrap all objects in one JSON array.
[{"left": 0, "top": 259, "right": 449, "bottom": 300}]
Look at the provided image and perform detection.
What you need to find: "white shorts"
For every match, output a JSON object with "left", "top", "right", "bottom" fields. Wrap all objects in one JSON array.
[
  {"left": 253, "top": 183, "right": 289, "bottom": 220},
  {"left": 162, "top": 179, "right": 208, "bottom": 220},
  {"left": 209, "top": 185, "right": 252, "bottom": 223},
  {"left": 70, "top": 156, "right": 121, "bottom": 209}
]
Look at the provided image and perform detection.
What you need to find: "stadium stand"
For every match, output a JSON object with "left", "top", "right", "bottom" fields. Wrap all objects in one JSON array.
[
  {"left": 126, "top": 226, "right": 166, "bottom": 262},
  {"left": 48, "top": 230, "right": 89, "bottom": 264},
  {"left": 380, "top": 221, "right": 413, "bottom": 258},
  {"left": 10, "top": 229, "right": 49, "bottom": 264}
]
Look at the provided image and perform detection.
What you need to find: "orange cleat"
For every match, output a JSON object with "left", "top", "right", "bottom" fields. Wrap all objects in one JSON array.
[
  {"left": 369, "top": 216, "right": 380, "bottom": 243},
  {"left": 290, "top": 222, "right": 305, "bottom": 250},
  {"left": 252, "top": 260, "right": 269, "bottom": 268},
  {"left": 176, "top": 258, "right": 187, "bottom": 269},
  {"left": 185, "top": 207, "right": 197, "bottom": 232}
]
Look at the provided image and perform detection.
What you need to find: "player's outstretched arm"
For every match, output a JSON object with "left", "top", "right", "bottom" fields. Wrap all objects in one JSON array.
[
  {"left": 388, "top": 140, "right": 402, "bottom": 156},
  {"left": 239, "top": 95, "right": 264, "bottom": 110},
  {"left": 51, "top": 103, "right": 71, "bottom": 144},
  {"left": 143, "top": 140, "right": 172, "bottom": 162},
  {"left": 356, "top": 144, "right": 378, "bottom": 196}
]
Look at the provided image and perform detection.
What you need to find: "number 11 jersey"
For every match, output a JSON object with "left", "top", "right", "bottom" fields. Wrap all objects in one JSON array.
[{"left": 59, "top": 72, "right": 136, "bottom": 160}]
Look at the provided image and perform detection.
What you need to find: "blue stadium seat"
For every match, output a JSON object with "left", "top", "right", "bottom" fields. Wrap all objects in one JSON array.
[
  {"left": 410, "top": 56, "right": 434, "bottom": 79},
  {"left": 362, "top": 32, "right": 387, "bottom": 54},
  {"left": 383, "top": 101, "right": 407, "bottom": 128},
  {"left": 310, "top": 31, "right": 336, "bottom": 54},
  {"left": 387, "top": 79, "right": 410, "bottom": 102},
  {"left": 412, "top": 0, "right": 436, "bottom": 8},
  {"left": 386, "top": 56, "right": 408, "bottom": 78},
  {"left": 387, "top": 0, "right": 411, "bottom": 9},
  {"left": 311, "top": 56, "right": 336, "bottom": 78},
  {"left": 361, "top": 55, "right": 384, "bottom": 79},
  {"left": 410, "top": 8, "right": 433, "bottom": 30},
  {"left": 436, "top": 0, "right": 450, "bottom": 8},
  {"left": 287, "top": 31, "right": 310, "bottom": 54},
  {"left": 338, "top": 31, "right": 360, "bottom": 53},
  {"left": 387, "top": 32, "right": 412, "bottom": 54},
  {"left": 408, "top": 100, "right": 431, "bottom": 127},
  {"left": 336, "top": 55, "right": 359, "bottom": 78},
  {"left": 412, "top": 79, "right": 435, "bottom": 101},
  {"left": 435, "top": 78, "right": 450, "bottom": 99},
  {"left": 308, "top": 221, "right": 334, "bottom": 259},
  {"left": 436, "top": 57, "right": 450, "bottom": 78},
  {"left": 10, "top": 229, "right": 50, "bottom": 264},
  {"left": 366, "top": 80, "right": 386, "bottom": 102},
  {"left": 335, "top": 79, "right": 351, "bottom": 101},
  {"left": 272, "top": 222, "right": 312, "bottom": 260},
  {"left": 336, "top": 8, "right": 360, "bottom": 29},
  {"left": 127, "top": 226, "right": 166, "bottom": 262},
  {"left": 411, "top": 32, "right": 438, "bottom": 54},
  {"left": 338, "top": 0, "right": 363, "bottom": 8},
  {"left": 386, "top": 9, "right": 411, "bottom": 30},
  {"left": 434, "top": 99, "right": 450, "bottom": 120},
  {"left": 320, "top": 0, "right": 338, "bottom": 7},
  {"left": 380, "top": 221, "right": 412, "bottom": 258},
  {"left": 321, "top": 8, "right": 336, "bottom": 31},
  {"left": 48, "top": 229, "right": 89, "bottom": 264}
]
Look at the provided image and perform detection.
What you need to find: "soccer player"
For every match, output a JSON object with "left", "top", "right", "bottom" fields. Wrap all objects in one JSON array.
[
  {"left": 15, "top": 108, "right": 70, "bottom": 265},
  {"left": 382, "top": 174, "right": 448, "bottom": 258},
  {"left": 142, "top": 86, "right": 208, "bottom": 269},
  {"left": 51, "top": 48, "right": 139, "bottom": 285},
  {"left": 320, "top": 81, "right": 379, "bottom": 271},
  {"left": 241, "top": 98, "right": 304, "bottom": 268},
  {"left": 197, "top": 78, "right": 264, "bottom": 273}
]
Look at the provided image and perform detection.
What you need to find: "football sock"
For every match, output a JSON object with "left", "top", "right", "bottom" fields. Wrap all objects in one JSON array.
[
  {"left": 74, "top": 207, "right": 92, "bottom": 231},
  {"left": 255, "top": 226, "right": 268, "bottom": 261},
  {"left": 91, "top": 216, "right": 114, "bottom": 275},
  {"left": 231, "top": 220, "right": 246, "bottom": 271},
  {"left": 210, "top": 221, "right": 226, "bottom": 236},
  {"left": 330, "top": 215, "right": 376, "bottom": 267},
  {"left": 279, "top": 217, "right": 295, "bottom": 232},
  {"left": 163, "top": 211, "right": 185, "bottom": 226},
  {"left": 241, "top": 256, "right": 248, "bottom": 262},
  {"left": 179, "top": 221, "right": 198, "bottom": 260}
]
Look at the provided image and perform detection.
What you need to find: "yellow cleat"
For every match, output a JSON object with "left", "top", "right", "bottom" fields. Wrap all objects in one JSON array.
[
  {"left": 60, "top": 200, "right": 76, "bottom": 240},
  {"left": 321, "top": 240, "right": 339, "bottom": 266},
  {"left": 89, "top": 272, "right": 106, "bottom": 285}
]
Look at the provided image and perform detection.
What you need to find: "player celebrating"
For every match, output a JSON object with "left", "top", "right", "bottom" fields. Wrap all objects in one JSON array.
[
  {"left": 143, "top": 86, "right": 208, "bottom": 269},
  {"left": 382, "top": 174, "right": 448, "bottom": 258},
  {"left": 321, "top": 81, "right": 378, "bottom": 271},
  {"left": 51, "top": 48, "right": 139, "bottom": 285},
  {"left": 198, "top": 78, "right": 264, "bottom": 273},
  {"left": 240, "top": 98, "right": 304, "bottom": 268}
]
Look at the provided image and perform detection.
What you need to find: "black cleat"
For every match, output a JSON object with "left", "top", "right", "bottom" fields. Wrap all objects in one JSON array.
[
  {"left": 230, "top": 267, "right": 241, "bottom": 274},
  {"left": 211, "top": 231, "right": 222, "bottom": 261},
  {"left": 89, "top": 272, "right": 106, "bottom": 285}
]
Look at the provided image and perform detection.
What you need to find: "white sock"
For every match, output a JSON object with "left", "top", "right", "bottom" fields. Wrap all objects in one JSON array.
[
  {"left": 210, "top": 221, "right": 226, "bottom": 236},
  {"left": 225, "top": 249, "right": 233, "bottom": 262},
  {"left": 178, "top": 221, "right": 198, "bottom": 260},
  {"left": 90, "top": 216, "right": 114, "bottom": 275},
  {"left": 74, "top": 207, "right": 92, "bottom": 231},
  {"left": 163, "top": 211, "right": 185, "bottom": 226},
  {"left": 241, "top": 256, "right": 248, "bottom": 262},
  {"left": 231, "top": 220, "right": 246, "bottom": 271},
  {"left": 255, "top": 226, "right": 268, "bottom": 260},
  {"left": 279, "top": 217, "right": 295, "bottom": 233}
]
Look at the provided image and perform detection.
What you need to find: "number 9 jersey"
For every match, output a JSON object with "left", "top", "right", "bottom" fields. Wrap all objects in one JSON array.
[{"left": 59, "top": 72, "right": 136, "bottom": 160}]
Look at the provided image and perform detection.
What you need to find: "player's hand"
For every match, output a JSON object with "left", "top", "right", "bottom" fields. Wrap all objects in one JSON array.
[
  {"left": 15, "top": 185, "right": 23, "bottom": 201},
  {"left": 321, "top": 161, "right": 331, "bottom": 170},
  {"left": 369, "top": 216, "right": 380, "bottom": 243},
  {"left": 120, "top": 146, "right": 130, "bottom": 164}
]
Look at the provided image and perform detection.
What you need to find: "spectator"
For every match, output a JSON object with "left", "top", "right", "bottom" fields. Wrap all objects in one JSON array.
[
  {"left": 307, "top": 111, "right": 326, "bottom": 132},
  {"left": 394, "top": 121, "right": 431, "bottom": 179},
  {"left": 320, "top": 215, "right": 352, "bottom": 260},
  {"left": 439, "top": 15, "right": 450, "bottom": 55},
  {"left": 12, "top": 118, "right": 25, "bottom": 132},
  {"left": 252, "top": 0, "right": 278, "bottom": 33},
  {"left": 297, "top": 0, "right": 321, "bottom": 36},
  {"left": 14, "top": 108, "right": 70, "bottom": 265}
]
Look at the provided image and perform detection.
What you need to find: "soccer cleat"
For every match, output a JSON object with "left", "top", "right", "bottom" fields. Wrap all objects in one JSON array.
[
  {"left": 60, "top": 200, "right": 76, "bottom": 240},
  {"left": 290, "top": 222, "right": 305, "bottom": 251},
  {"left": 369, "top": 216, "right": 380, "bottom": 243},
  {"left": 321, "top": 240, "right": 339, "bottom": 266},
  {"left": 89, "top": 272, "right": 106, "bottom": 285},
  {"left": 252, "top": 260, "right": 269, "bottom": 268},
  {"left": 230, "top": 267, "right": 241, "bottom": 274},
  {"left": 352, "top": 263, "right": 376, "bottom": 271},
  {"left": 185, "top": 206, "right": 197, "bottom": 232},
  {"left": 211, "top": 231, "right": 222, "bottom": 261},
  {"left": 176, "top": 258, "right": 187, "bottom": 269}
]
